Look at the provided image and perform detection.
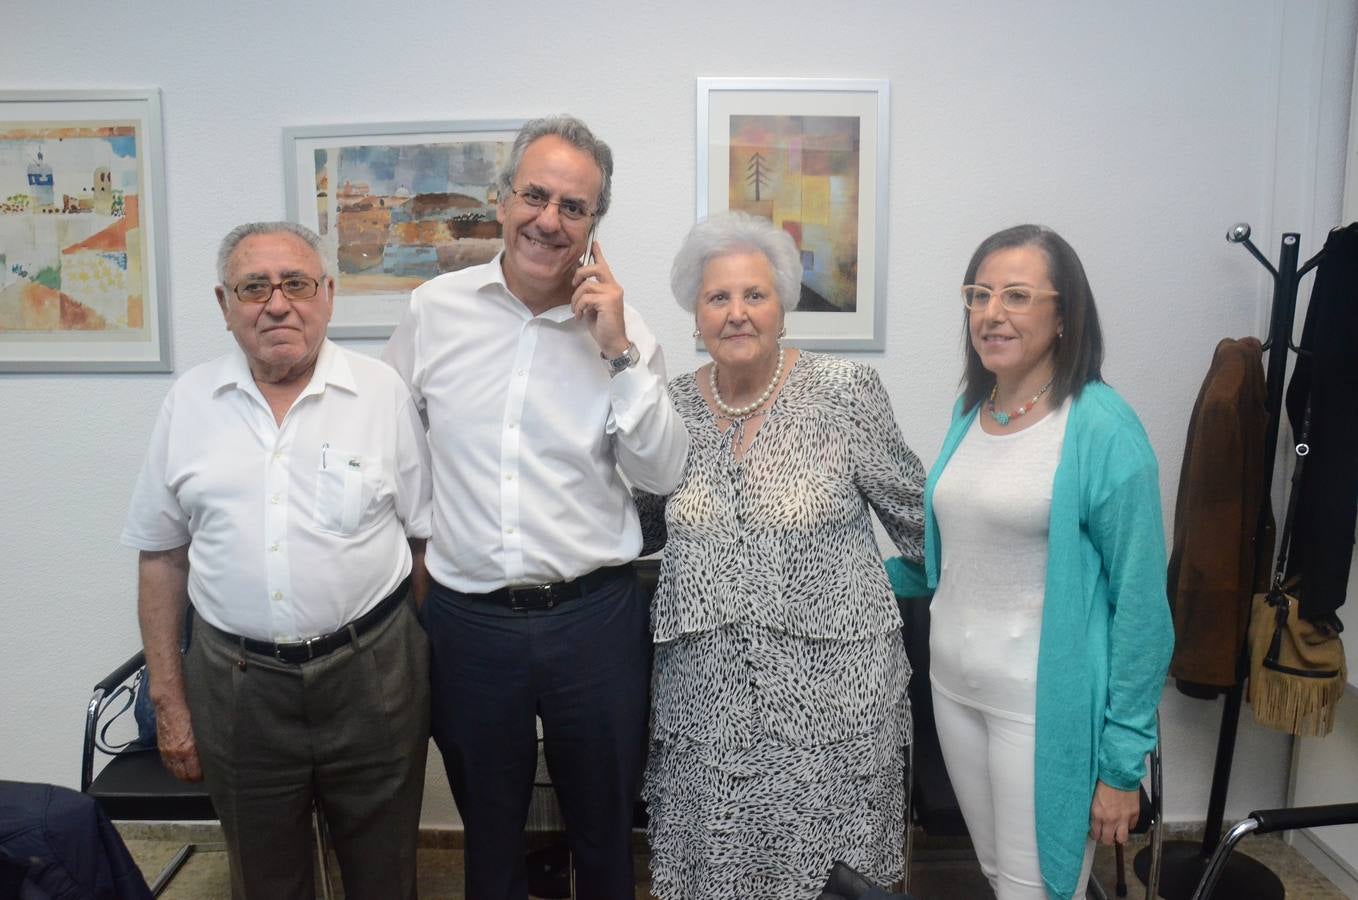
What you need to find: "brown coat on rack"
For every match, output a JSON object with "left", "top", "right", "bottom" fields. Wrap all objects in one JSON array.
[{"left": 1167, "top": 336, "right": 1275, "bottom": 692}]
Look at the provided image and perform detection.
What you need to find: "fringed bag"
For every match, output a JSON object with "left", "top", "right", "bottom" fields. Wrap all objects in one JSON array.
[{"left": 1247, "top": 583, "right": 1346, "bottom": 736}]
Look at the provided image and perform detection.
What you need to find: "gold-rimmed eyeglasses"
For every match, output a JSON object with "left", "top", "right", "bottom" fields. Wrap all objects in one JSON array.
[
  {"left": 961, "top": 284, "right": 1059, "bottom": 312},
  {"left": 230, "top": 276, "right": 322, "bottom": 304},
  {"left": 509, "top": 186, "right": 597, "bottom": 222}
]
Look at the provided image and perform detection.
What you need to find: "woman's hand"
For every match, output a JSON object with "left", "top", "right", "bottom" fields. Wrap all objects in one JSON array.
[{"left": 1089, "top": 780, "right": 1140, "bottom": 845}]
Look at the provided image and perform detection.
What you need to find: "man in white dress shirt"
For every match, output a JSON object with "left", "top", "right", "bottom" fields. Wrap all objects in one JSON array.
[
  {"left": 123, "top": 221, "right": 432, "bottom": 900},
  {"left": 383, "top": 115, "right": 688, "bottom": 899}
]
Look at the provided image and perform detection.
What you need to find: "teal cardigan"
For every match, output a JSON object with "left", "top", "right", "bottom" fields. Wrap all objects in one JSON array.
[{"left": 886, "top": 382, "right": 1173, "bottom": 899}]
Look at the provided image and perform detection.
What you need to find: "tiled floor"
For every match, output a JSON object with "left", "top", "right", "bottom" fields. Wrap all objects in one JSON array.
[{"left": 118, "top": 823, "right": 1351, "bottom": 899}]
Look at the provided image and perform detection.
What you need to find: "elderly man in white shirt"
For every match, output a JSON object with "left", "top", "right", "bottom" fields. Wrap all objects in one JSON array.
[
  {"left": 383, "top": 115, "right": 688, "bottom": 900},
  {"left": 123, "top": 221, "right": 432, "bottom": 900}
]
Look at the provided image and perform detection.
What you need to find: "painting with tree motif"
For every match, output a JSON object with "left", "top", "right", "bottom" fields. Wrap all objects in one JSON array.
[{"left": 698, "top": 79, "right": 888, "bottom": 351}]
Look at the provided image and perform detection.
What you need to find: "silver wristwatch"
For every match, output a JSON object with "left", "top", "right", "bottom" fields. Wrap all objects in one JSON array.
[{"left": 602, "top": 341, "right": 640, "bottom": 375}]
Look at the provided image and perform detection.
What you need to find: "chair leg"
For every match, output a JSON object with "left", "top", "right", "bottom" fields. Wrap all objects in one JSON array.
[
  {"left": 149, "top": 843, "right": 196, "bottom": 897},
  {"left": 313, "top": 806, "right": 334, "bottom": 900},
  {"left": 902, "top": 737, "right": 915, "bottom": 891},
  {"left": 1115, "top": 843, "right": 1127, "bottom": 897}
]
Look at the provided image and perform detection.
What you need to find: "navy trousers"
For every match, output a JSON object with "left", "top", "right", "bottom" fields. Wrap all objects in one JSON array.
[{"left": 424, "top": 567, "right": 650, "bottom": 900}]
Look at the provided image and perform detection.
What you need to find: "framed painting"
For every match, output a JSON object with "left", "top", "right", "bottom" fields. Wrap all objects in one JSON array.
[
  {"left": 0, "top": 90, "right": 171, "bottom": 372},
  {"left": 697, "top": 78, "right": 890, "bottom": 351},
  {"left": 284, "top": 119, "right": 525, "bottom": 338}
]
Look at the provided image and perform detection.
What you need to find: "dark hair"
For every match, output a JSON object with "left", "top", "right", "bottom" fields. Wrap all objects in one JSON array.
[
  {"left": 497, "top": 115, "right": 613, "bottom": 218},
  {"left": 959, "top": 224, "right": 1103, "bottom": 410}
]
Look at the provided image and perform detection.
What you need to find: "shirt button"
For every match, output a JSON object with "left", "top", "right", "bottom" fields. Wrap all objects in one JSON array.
[
  {"left": 272, "top": 591, "right": 283, "bottom": 601},
  {"left": 506, "top": 526, "right": 516, "bottom": 535},
  {"left": 516, "top": 369, "right": 526, "bottom": 377},
  {"left": 273, "top": 451, "right": 282, "bottom": 460},
  {"left": 505, "top": 474, "right": 513, "bottom": 482},
  {"left": 271, "top": 494, "right": 280, "bottom": 504},
  {"left": 270, "top": 542, "right": 280, "bottom": 552},
  {"left": 507, "top": 422, "right": 517, "bottom": 430}
]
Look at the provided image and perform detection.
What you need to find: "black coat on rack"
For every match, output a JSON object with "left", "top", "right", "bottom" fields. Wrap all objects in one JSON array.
[{"left": 1284, "top": 222, "right": 1358, "bottom": 627}]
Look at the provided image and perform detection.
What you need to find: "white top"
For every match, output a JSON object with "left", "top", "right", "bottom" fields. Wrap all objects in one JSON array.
[
  {"left": 122, "top": 340, "right": 432, "bottom": 641},
  {"left": 929, "top": 398, "right": 1069, "bottom": 721},
  {"left": 381, "top": 254, "right": 689, "bottom": 592}
]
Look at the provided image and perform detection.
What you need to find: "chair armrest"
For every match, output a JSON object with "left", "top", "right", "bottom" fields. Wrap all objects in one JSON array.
[
  {"left": 1248, "top": 803, "right": 1358, "bottom": 835},
  {"left": 95, "top": 650, "right": 146, "bottom": 694},
  {"left": 83, "top": 650, "right": 148, "bottom": 792}
]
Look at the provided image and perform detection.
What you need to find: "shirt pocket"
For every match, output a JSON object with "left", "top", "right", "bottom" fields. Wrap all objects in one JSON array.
[{"left": 313, "top": 447, "right": 380, "bottom": 535}]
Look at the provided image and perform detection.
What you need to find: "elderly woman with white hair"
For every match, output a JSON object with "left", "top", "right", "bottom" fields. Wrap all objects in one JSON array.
[{"left": 636, "top": 211, "right": 926, "bottom": 899}]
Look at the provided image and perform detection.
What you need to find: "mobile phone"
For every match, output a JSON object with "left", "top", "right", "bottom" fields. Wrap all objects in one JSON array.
[{"left": 579, "top": 223, "right": 598, "bottom": 267}]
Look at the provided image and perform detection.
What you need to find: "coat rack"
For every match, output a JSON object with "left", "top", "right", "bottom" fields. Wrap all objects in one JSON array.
[{"left": 1140, "top": 224, "right": 1325, "bottom": 899}]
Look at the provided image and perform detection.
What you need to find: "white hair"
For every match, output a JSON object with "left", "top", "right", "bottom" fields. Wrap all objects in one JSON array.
[
  {"left": 669, "top": 211, "right": 802, "bottom": 313},
  {"left": 217, "top": 221, "right": 325, "bottom": 284}
]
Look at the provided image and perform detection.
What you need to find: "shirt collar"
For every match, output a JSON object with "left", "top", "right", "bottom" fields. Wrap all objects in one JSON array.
[
  {"left": 484, "top": 251, "right": 577, "bottom": 324},
  {"left": 211, "top": 339, "right": 356, "bottom": 398}
]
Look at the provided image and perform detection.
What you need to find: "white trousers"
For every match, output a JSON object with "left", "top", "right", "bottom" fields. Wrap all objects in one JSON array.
[{"left": 932, "top": 685, "right": 1095, "bottom": 899}]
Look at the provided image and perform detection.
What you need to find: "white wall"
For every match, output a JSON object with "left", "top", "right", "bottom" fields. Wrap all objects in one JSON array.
[{"left": 1, "top": 0, "right": 1353, "bottom": 830}]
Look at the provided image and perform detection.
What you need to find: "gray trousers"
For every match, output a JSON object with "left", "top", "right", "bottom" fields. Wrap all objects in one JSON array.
[{"left": 184, "top": 596, "right": 429, "bottom": 900}]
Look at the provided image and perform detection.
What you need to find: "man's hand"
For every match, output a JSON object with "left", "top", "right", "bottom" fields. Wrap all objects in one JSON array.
[
  {"left": 1090, "top": 780, "right": 1140, "bottom": 845},
  {"left": 155, "top": 698, "right": 203, "bottom": 782},
  {"left": 571, "top": 242, "right": 629, "bottom": 358}
]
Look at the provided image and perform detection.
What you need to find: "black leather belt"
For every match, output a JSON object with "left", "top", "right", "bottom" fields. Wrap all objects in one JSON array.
[
  {"left": 237, "top": 576, "right": 410, "bottom": 663},
  {"left": 468, "top": 564, "right": 633, "bottom": 612}
]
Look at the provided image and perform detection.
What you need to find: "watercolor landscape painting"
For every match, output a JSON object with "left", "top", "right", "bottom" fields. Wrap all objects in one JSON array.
[
  {"left": 0, "top": 125, "right": 146, "bottom": 335},
  {"left": 286, "top": 121, "right": 522, "bottom": 336}
]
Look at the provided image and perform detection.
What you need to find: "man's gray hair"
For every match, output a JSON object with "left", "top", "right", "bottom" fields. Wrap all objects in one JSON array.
[
  {"left": 497, "top": 115, "right": 614, "bottom": 219},
  {"left": 216, "top": 221, "right": 326, "bottom": 284},
  {"left": 670, "top": 211, "right": 802, "bottom": 313}
]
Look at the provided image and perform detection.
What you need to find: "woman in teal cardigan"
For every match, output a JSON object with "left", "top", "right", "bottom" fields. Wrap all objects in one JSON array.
[{"left": 887, "top": 225, "right": 1173, "bottom": 899}]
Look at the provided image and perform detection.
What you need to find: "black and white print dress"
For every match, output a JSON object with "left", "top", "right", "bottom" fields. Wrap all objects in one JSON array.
[{"left": 637, "top": 352, "right": 926, "bottom": 900}]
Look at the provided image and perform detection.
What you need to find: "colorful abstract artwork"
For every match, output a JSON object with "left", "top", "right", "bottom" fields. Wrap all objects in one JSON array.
[
  {"left": 699, "top": 79, "right": 889, "bottom": 351},
  {"left": 0, "top": 91, "right": 170, "bottom": 371},
  {"left": 285, "top": 120, "right": 523, "bottom": 337},
  {"left": 728, "top": 114, "right": 860, "bottom": 313}
]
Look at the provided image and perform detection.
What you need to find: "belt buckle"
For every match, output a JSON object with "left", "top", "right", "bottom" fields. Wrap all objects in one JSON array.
[
  {"left": 275, "top": 636, "right": 319, "bottom": 663},
  {"left": 508, "top": 585, "right": 555, "bottom": 612}
]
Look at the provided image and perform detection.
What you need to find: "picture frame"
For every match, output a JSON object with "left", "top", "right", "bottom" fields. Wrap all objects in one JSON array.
[
  {"left": 284, "top": 119, "right": 525, "bottom": 338},
  {"left": 0, "top": 89, "right": 171, "bottom": 372},
  {"left": 697, "top": 77, "right": 890, "bottom": 351}
]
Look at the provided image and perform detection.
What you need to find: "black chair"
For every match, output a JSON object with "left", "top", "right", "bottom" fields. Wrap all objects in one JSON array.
[
  {"left": 1189, "top": 802, "right": 1358, "bottom": 899},
  {"left": 82, "top": 650, "right": 335, "bottom": 898},
  {"left": 898, "top": 592, "right": 972, "bottom": 893}
]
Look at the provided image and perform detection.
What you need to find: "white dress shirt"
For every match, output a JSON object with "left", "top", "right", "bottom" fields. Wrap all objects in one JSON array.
[
  {"left": 381, "top": 254, "right": 689, "bottom": 593},
  {"left": 122, "top": 340, "right": 432, "bottom": 641}
]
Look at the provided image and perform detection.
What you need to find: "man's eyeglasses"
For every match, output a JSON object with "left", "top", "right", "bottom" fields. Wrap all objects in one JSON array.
[
  {"left": 230, "top": 276, "right": 322, "bottom": 304},
  {"left": 960, "top": 284, "right": 1059, "bottom": 312},
  {"left": 510, "top": 187, "right": 597, "bottom": 222}
]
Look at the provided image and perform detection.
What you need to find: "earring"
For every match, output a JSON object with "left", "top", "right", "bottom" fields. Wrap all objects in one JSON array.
[
  {"left": 779, "top": 325, "right": 787, "bottom": 338},
  {"left": 692, "top": 327, "right": 701, "bottom": 338}
]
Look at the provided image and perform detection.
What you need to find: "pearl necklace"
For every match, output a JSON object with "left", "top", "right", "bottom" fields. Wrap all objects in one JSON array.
[
  {"left": 986, "top": 378, "right": 1053, "bottom": 426},
  {"left": 711, "top": 345, "right": 785, "bottom": 419}
]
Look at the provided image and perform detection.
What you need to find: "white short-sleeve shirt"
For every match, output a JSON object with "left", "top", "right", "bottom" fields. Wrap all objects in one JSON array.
[{"left": 122, "top": 339, "right": 432, "bottom": 641}]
